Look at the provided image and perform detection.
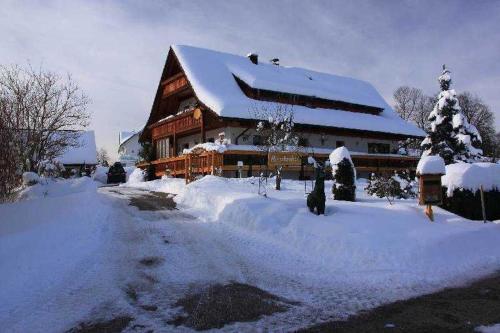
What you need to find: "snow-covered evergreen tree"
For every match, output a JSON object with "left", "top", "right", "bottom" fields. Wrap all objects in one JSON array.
[
  {"left": 421, "top": 66, "right": 483, "bottom": 164},
  {"left": 329, "top": 147, "right": 356, "bottom": 201}
]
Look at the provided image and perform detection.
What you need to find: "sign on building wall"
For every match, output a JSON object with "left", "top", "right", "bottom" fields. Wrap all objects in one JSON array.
[{"left": 268, "top": 152, "right": 302, "bottom": 168}]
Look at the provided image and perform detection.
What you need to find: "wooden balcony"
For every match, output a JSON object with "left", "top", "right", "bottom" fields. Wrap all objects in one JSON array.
[
  {"left": 138, "top": 149, "right": 419, "bottom": 183},
  {"left": 150, "top": 110, "right": 202, "bottom": 139}
]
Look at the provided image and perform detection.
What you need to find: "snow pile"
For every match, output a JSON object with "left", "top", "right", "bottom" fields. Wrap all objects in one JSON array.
[
  {"left": 0, "top": 177, "right": 114, "bottom": 332},
  {"left": 417, "top": 155, "right": 446, "bottom": 175},
  {"left": 126, "top": 167, "right": 145, "bottom": 184},
  {"left": 19, "top": 177, "right": 99, "bottom": 200},
  {"left": 22, "top": 172, "right": 39, "bottom": 186},
  {"left": 183, "top": 142, "right": 227, "bottom": 154},
  {"left": 476, "top": 324, "right": 500, "bottom": 333},
  {"left": 124, "top": 166, "right": 137, "bottom": 181},
  {"left": 442, "top": 162, "right": 500, "bottom": 197},
  {"left": 92, "top": 165, "right": 109, "bottom": 183},
  {"left": 173, "top": 176, "right": 500, "bottom": 289},
  {"left": 124, "top": 175, "right": 186, "bottom": 194}
]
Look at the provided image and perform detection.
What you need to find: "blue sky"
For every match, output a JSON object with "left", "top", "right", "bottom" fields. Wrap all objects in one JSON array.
[{"left": 1, "top": 0, "right": 499, "bottom": 159}]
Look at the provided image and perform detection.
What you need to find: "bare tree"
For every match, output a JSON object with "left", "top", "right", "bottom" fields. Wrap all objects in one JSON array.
[
  {"left": 393, "top": 86, "right": 434, "bottom": 130},
  {"left": 252, "top": 104, "right": 299, "bottom": 190},
  {"left": 0, "top": 64, "right": 91, "bottom": 172},
  {"left": 0, "top": 114, "right": 21, "bottom": 201},
  {"left": 457, "top": 92, "right": 496, "bottom": 156},
  {"left": 97, "top": 148, "right": 109, "bottom": 166}
]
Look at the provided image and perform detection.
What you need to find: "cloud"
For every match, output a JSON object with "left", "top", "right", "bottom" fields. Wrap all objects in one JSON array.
[{"left": 1, "top": 0, "right": 499, "bottom": 159}]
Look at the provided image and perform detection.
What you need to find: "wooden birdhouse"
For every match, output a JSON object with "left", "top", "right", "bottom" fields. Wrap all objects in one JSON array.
[
  {"left": 418, "top": 174, "right": 443, "bottom": 206},
  {"left": 416, "top": 156, "right": 446, "bottom": 221}
]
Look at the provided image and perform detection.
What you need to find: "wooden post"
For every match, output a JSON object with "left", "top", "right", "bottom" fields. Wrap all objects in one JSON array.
[
  {"left": 480, "top": 185, "right": 487, "bottom": 223},
  {"left": 425, "top": 204, "right": 434, "bottom": 222},
  {"left": 200, "top": 110, "right": 206, "bottom": 143}
]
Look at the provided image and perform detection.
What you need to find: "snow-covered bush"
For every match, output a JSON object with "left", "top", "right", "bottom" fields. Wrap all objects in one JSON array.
[
  {"left": 365, "top": 171, "right": 416, "bottom": 202},
  {"left": 38, "top": 159, "right": 66, "bottom": 179},
  {"left": 440, "top": 162, "right": 500, "bottom": 221},
  {"left": 22, "top": 172, "right": 40, "bottom": 186},
  {"left": 330, "top": 147, "right": 356, "bottom": 201}
]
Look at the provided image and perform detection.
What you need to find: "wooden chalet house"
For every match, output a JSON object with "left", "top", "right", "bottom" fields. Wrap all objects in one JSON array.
[{"left": 139, "top": 45, "right": 425, "bottom": 180}]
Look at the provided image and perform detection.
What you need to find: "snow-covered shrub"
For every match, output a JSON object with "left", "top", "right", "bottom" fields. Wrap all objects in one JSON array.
[
  {"left": 330, "top": 147, "right": 356, "bottom": 201},
  {"left": 22, "top": 172, "right": 40, "bottom": 186},
  {"left": 365, "top": 171, "right": 416, "bottom": 202},
  {"left": 332, "top": 159, "right": 356, "bottom": 201},
  {"left": 38, "top": 159, "right": 65, "bottom": 179},
  {"left": 440, "top": 162, "right": 500, "bottom": 220},
  {"left": 127, "top": 168, "right": 146, "bottom": 184},
  {"left": 392, "top": 171, "right": 417, "bottom": 199}
]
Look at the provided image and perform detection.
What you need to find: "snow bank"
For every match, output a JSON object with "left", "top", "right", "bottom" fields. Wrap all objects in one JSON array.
[
  {"left": 477, "top": 323, "right": 500, "bottom": 333},
  {"left": 0, "top": 177, "right": 114, "bottom": 332},
  {"left": 124, "top": 176, "right": 186, "bottom": 195},
  {"left": 19, "top": 177, "right": 99, "bottom": 200},
  {"left": 92, "top": 165, "right": 108, "bottom": 183},
  {"left": 126, "top": 167, "right": 145, "bottom": 184},
  {"left": 417, "top": 155, "right": 446, "bottom": 175},
  {"left": 172, "top": 176, "right": 500, "bottom": 292},
  {"left": 22, "top": 172, "right": 39, "bottom": 186},
  {"left": 442, "top": 162, "right": 500, "bottom": 196}
]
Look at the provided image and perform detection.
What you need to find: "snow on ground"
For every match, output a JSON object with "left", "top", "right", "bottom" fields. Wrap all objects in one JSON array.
[
  {"left": 130, "top": 175, "right": 500, "bottom": 297},
  {"left": 0, "top": 178, "right": 126, "bottom": 332},
  {"left": 2, "top": 174, "right": 500, "bottom": 332},
  {"left": 477, "top": 323, "right": 500, "bottom": 333}
]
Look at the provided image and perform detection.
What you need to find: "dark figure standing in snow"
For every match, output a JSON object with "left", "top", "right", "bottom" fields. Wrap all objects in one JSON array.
[{"left": 307, "top": 165, "right": 326, "bottom": 215}]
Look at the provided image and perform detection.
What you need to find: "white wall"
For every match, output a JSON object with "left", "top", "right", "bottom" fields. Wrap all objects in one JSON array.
[
  {"left": 161, "top": 126, "right": 400, "bottom": 156},
  {"left": 118, "top": 133, "right": 141, "bottom": 166}
]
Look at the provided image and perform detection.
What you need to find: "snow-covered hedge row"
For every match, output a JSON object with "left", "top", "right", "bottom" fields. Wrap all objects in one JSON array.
[
  {"left": 440, "top": 162, "right": 500, "bottom": 221},
  {"left": 442, "top": 162, "right": 500, "bottom": 197}
]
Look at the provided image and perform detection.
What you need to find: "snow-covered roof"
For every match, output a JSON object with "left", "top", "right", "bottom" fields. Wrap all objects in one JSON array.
[
  {"left": 57, "top": 131, "right": 97, "bottom": 165},
  {"left": 171, "top": 45, "right": 425, "bottom": 137},
  {"left": 119, "top": 131, "right": 137, "bottom": 146}
]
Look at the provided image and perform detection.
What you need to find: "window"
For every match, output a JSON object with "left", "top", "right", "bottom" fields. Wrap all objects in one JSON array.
[
  {"left": 368, "top": 143, "right": 390, "bottom": 154},
  {"left": 298, "top": 137, "right": 309, "bottom": 147},
  {"left": 252, "top": 135, "right": 262, "bottom": 145},
  {"left": 155, "top": 137, "right": 170, "bottom": 159},
  {"left": 336, "top": 141, "right": 345, "bottom": 148}
]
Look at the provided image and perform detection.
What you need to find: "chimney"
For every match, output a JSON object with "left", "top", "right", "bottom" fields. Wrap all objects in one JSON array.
[{"left": 246, "top": 53, "right": 258, "bottom": 65}]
